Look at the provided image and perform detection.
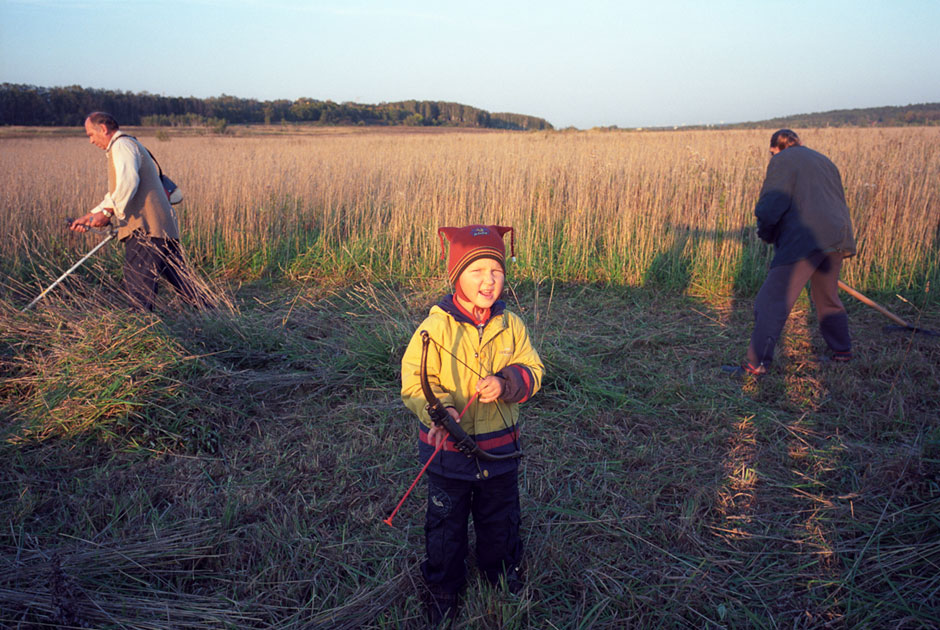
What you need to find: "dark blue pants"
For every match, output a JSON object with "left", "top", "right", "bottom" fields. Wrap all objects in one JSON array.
[
  {"left": 124, "top": 234, "right": 205, "bottom": 312},
  {"left": 748, "top": 251, "right": 851, "bottom": 367},
  {"left": 423, "top": 469, "right": 522, "bottom": 595}
]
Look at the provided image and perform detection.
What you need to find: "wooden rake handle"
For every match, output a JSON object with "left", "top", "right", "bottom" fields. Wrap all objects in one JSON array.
[{"left": 837, "top": 280, "right": 911, "bottom": 328}]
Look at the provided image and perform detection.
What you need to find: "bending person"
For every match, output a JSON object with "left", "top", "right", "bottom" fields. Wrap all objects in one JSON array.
[
  {"left": 70, "top": 111, "right": 208, "bottom": 312},
  {"left": 728, "top": 129, "right": 856, "bottom": 376}
]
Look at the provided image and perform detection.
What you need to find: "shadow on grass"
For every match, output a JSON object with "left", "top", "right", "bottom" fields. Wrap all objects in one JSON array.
[{"left": 1, "top": 278, "right": 937, "bottom": 628}]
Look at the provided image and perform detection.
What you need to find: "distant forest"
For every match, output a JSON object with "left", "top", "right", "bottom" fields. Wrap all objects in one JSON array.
[
  {"left": 3, "top": 84, "right": 937, "bottom": 131},
  {"left": 0, "top": 84, "right": 553, "bottom": 131},
  {"left": 720, "top": 102, "right": 940, "bottom": 129}
]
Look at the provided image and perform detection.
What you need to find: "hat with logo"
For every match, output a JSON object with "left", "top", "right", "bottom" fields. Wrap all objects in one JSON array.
[{"left": 438, "top": 225, "right": 515, "bottom": 285}]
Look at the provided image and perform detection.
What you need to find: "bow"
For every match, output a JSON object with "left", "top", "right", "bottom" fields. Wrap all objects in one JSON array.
[{"left": 419, "top": 330, "right": 521, "bottom": 462}]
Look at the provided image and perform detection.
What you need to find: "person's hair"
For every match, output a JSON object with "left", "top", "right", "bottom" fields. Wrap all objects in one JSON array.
[
  {"left": 770, "top": 129, "right": 801, "bottom": 151},
  {"left": 86, "top": 111, "right": 120, "bottom": 132}
]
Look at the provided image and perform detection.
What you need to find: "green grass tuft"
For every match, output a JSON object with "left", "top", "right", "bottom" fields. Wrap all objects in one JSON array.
[{"left": 2, "top": 279, "right": 938, "bottom": 628}]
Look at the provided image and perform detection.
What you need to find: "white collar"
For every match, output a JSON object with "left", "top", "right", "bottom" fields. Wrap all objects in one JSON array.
[{"left": 106, "top": 130, "right": 127, "bottom": 151}]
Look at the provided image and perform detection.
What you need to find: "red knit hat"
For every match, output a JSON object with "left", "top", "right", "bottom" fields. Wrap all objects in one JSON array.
[{"left": 438, "top": 225, "right": 515, "bottom": 285}]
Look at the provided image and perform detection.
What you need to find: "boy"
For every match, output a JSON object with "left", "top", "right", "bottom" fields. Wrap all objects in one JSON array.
[{"left": 401, "top": 224, "right": 544, "bottom": 626}]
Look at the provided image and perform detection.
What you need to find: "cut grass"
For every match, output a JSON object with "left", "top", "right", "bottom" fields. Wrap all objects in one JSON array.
[{"left": 1, "top": 278, "right": 937, "bottom": 628}]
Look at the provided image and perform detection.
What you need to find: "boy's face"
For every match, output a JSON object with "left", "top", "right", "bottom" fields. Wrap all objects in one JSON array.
[{"left": 457, "top": 257, "right": 505, "bottom": 310}]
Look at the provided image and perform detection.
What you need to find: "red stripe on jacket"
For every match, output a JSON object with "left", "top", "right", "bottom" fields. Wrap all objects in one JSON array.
[
  {"left": 419, "top": 426, "right": 519, "bottom": 453},
  {"left": 513, "top": 365, "right": 533, "bottom": 403}
]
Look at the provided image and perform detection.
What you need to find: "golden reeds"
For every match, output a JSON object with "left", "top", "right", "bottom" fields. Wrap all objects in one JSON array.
[{"left": 2, "top": 127, "right": 937, "bottom": 295}]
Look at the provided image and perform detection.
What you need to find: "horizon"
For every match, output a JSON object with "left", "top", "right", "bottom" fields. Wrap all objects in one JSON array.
[
  {"left": 6, "top": 82, "right": 940, "bottom": 130},
  {"left": 2, "top": 1, "right": 939, "bottom": 129}
]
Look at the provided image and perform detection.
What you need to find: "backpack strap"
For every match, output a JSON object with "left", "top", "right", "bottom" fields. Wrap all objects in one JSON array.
[{"left": 119, "top": 134, "right": 165, "bottom": 176}]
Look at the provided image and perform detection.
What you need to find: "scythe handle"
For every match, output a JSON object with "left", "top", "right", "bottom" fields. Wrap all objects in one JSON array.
[
  {"left": 837, "top": 280, "right": 911, "bottom": 328},
  {"left": 22, "top": 232, "right": 115, "bottom": 311}
]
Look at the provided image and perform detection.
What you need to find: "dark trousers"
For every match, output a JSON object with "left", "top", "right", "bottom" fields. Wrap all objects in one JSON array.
[
  {"left": 748, "top": 251, "right": 851, "bottom": 367},
  {"left": 124, "top": 234, "right": 205, "bottom": 312},
  {"left": 423, "top": 469, "right": 522, "bottom": 595}
]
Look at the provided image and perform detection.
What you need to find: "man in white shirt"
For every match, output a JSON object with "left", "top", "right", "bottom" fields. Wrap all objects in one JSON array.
[{"left": 70, "top": 112, "right": 207, "bottom": 311}]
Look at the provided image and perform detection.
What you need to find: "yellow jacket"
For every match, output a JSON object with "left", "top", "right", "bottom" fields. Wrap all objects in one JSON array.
[{"left": 401, "top": 297, "right": 544, "bottom": 479}]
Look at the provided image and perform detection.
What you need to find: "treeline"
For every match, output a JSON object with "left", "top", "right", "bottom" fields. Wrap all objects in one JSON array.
[
  {"left": 0, "top": 84, "right": 553, "bottom": 130},
  {"left": 724, "top": 103, "right": 940, "bottom": 129}
]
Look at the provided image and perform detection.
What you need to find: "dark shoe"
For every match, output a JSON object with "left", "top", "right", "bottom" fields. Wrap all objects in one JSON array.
[
  {"left": 484, "top": 564, "right": 525, "bottom": 595},
  {"left": 721, "top": 362, "right": 767, "bottom": 378},
  {"left": 426, "top": 591, "right": 459, "bottom": 629},
  {"left": 504, "top": 565, "right": 525, "bottom": 595},
  {"left": 811, "top": 351, "right": 852, "bottom": 364}
]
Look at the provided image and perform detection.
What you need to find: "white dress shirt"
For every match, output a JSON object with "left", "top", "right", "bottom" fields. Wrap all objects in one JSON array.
[{"left": 91, "top": 131, "right": 143, "bottom": 221}]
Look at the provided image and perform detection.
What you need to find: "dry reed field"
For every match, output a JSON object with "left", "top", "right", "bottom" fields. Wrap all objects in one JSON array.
[
  {"left": 1, "top": 126, "right": 938, "bottom": 629},
  {"left": 2, "top": 126, "right": 938, "bottom": 294}
]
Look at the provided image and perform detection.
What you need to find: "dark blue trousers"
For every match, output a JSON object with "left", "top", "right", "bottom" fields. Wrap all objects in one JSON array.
[
  {"left": 423, "top": 469, "right": 522, "bottom": 595},
  {"left": 748, "top": 251, "right": 851, "bottom": 367}
]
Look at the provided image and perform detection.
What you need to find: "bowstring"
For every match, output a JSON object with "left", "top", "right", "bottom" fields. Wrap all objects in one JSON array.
[{"left": 424, "top": 334, "right": 519, "bottom": 449}]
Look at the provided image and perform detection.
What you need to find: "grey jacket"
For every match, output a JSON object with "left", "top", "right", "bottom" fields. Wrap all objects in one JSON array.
[{"left": 755, "top": 145, "right": 856, "bottom": 267}]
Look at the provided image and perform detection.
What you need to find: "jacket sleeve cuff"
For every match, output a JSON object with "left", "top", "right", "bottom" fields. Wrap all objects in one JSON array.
[{"left": 495, "top": 364, "right": 535, "bottom": 403}]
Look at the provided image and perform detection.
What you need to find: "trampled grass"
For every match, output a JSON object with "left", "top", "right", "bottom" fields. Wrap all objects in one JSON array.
[
  {"left": 1, "top": 126, "right": 938, "bottom": 628},
  {"left": 2, "top": 277, "right": 938, "bottom": 628}
]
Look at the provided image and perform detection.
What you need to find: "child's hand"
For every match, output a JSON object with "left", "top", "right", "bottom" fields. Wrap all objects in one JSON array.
[
  {"left": 475, "top": 376, "right": 504, "bottom": 404},
  {"left": 428, "top": 407, "right": 460, "bottom": 447}
]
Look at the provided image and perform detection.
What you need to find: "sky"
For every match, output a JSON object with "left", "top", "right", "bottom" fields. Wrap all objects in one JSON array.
[{"left": 1, "top": 0, "right": 939, "bottom": 129}]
